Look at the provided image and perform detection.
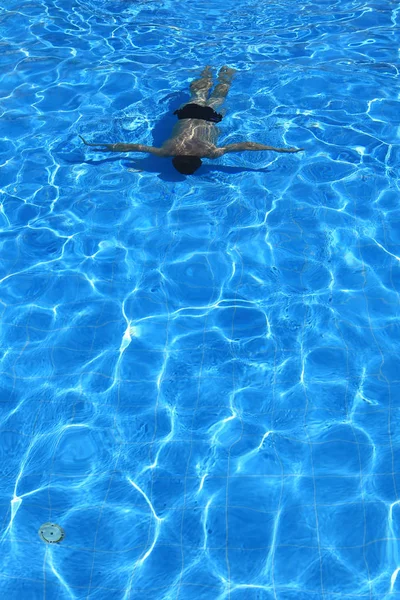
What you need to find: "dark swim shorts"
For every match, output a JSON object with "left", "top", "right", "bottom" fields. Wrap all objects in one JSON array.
[{"left": 173, "top": 103, "right": 223, "bottom": 123}]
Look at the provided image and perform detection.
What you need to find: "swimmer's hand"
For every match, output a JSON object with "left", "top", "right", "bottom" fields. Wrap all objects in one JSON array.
[
  {"left": 79, "top": 135, "right": 108, "bottom": 147},
  {"left": 278, "top": 147, "right": 304, "bottom": 153}
]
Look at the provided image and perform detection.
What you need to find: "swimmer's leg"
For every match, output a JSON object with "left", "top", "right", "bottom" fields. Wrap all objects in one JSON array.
[
  {"left": 207, "top": 66, "right": 236, "bottom": 109},
  {"left": 188, "top": 66, "right": 213, "bottom": 105}
]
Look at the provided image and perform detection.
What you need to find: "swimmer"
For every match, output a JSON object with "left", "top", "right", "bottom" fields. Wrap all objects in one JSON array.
[{"left": 80, "top": 66, "right": 304, "bottom": 175}]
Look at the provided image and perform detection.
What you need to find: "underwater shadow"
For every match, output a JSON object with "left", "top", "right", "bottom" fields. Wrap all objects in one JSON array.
[
  {"left": 151, "top": 91, "right": 188, "bottom": 147},
  {"left": 121, "top": 157, "right": 270, "bottom": 181},
  {"left": 82, "top": 155, "right": 269, "bottom": 182},
  {"left": 80, "top": 150, "right": 268, "bottom": 183}
]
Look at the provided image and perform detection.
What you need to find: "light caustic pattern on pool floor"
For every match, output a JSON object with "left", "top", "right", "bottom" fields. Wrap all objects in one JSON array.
[{"left": 0, "top": 0, "right": 400, "bottom": 598}]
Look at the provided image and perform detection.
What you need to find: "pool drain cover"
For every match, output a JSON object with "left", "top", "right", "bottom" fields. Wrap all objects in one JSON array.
[{"left": 39, "top": 522, "right": 65, "bottom": 544}]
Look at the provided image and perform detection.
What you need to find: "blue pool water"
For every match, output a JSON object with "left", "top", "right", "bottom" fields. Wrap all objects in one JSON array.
[{"left": 1, "top": 0, "right": 400, "bottom": 598}]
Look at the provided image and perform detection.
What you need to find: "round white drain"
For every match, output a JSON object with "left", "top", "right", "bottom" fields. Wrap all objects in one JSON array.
[{"left": 39, "top": 522, "right": 65, "bottom": 544}]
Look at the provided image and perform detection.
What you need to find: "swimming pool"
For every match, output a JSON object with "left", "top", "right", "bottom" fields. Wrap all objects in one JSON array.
[{"left": 1, "top": 0, "right": 399, "bottom": 598}]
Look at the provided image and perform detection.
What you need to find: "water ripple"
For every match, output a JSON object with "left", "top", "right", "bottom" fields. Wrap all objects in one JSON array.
[{"left": 0, "top": 0, "right": 399, "bottom": 599}]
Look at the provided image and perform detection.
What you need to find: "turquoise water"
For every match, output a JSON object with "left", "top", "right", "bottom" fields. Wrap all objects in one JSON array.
[{"left": 1, "top": 0, "right": 400, "bottom": 598}]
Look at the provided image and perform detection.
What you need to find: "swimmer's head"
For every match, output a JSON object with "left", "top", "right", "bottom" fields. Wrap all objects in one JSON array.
[{"left": 172, "top": 155, "right": 202, "bottom": 175}]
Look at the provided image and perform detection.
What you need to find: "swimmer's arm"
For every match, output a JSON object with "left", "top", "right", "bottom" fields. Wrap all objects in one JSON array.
[
  {"left": 79, "top": 136, "right": 165, "bottom": 156},
  {"left": 215, "top": 142, "right": 304, "bottom": 156}
]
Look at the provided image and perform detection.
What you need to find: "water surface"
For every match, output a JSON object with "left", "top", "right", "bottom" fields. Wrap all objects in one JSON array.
[{"left": 1, "top": 0, "right": 400, "bottom": 598}]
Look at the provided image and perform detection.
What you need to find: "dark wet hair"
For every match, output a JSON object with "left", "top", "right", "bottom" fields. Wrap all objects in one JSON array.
[{"left": 172, "top": 155, "right": 202, "bottom": 175}]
